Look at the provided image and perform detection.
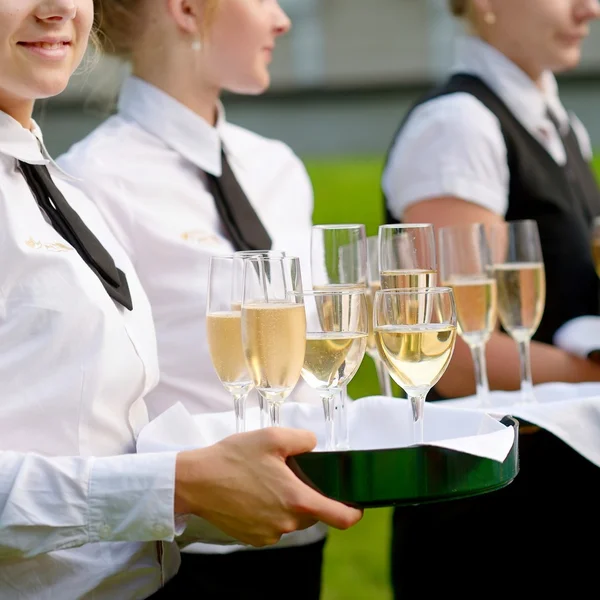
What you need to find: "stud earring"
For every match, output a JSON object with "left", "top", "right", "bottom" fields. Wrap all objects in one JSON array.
[
  {"left": 484, "top": 12, "right": 497, "bottom": 25},
  {"left": 192, "top": 38, "right": 202, "bottom": 52}
]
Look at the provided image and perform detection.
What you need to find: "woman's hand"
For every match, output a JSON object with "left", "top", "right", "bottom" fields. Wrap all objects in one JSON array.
[{"left": 175, "top": 427, "right": 363, "bottom": 547}]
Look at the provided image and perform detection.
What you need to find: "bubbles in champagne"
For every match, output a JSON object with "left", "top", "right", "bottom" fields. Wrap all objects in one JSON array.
[
  {"left": 242, "top": 303, "right": 306, "bottom": 399},
  {"left": 375, "top": 323, "right": 456, "bottom": 396},
  {"left": 493, "top": 263, "right": 545, "bottom": 342},
  {"left": 302, "top": 332, "right": 367, "bottom": 390},
  {"left": 206, "top": 311, "right": 252, "bottom": 389}
]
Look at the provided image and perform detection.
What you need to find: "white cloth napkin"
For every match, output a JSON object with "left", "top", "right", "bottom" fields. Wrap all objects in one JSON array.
[
  {"left": 440, "top": 382, "right": 600, "bottom": 467},
  {"left": 137, "top": 396, "right": 514, "bottom": 463},
  {"left": 553, "top": 316, "right": 600, "bottom": 358}
]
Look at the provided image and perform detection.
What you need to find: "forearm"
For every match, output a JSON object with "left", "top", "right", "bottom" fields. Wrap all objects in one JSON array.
[{"left": 437, "top": 331, "right": 600, "bottom": 398}]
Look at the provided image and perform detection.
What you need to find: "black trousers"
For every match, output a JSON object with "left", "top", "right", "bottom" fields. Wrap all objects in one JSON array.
[
  {"left": 151, "top": 538, "right": 326, "bottom": 599},
  {"left": 390, "top": 429, "right": 600, "bottom": 599}
]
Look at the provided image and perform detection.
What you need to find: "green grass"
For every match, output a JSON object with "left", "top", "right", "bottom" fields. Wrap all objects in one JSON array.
[{"left": 305, "top": 156, "right": 394, "bottom": 600}]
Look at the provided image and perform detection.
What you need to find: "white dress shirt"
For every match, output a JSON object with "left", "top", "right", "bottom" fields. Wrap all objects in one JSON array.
[
  {"left": 383, "top": 36, "right": 594, "bottom": 219},
  {"left": 58, "top": 76, "right": 326, "bottom": 554},
  {"left": 0, "top": 111, "right": 183, "bottom": 599}
]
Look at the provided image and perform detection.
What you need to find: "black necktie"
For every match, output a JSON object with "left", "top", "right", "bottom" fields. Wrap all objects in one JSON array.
[
  {"left": 546, "top": 108, "right": 595, "bottom": 221},
  {"left": 205, "top": 150, "right": 272, "bottom": 252},
  {"left": 19, "top": 161, "right": 133, "bottom": 311}
]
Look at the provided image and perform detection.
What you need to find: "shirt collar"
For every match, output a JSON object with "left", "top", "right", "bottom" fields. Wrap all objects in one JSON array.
[
  {"left": 117, "top": 75, "right": 225, "bottom": 176},
  {"left": 0, "top": 110, "right": 78, "bottom": 180},
  {"left": 452, "top": 36, "right": 570, "bottom": 134}
]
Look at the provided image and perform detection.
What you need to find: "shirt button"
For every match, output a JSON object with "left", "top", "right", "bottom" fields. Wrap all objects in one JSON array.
[
  {"left": 153, "top": 523, "right": 170, "bottom": 538},
  {"left": 99, "top": 524, "right": 111, "bottom": 539}
]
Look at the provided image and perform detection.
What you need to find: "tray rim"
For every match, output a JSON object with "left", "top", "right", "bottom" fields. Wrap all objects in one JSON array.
[{"left": 288, "top": 414, "right": 520, "bottom": 508}]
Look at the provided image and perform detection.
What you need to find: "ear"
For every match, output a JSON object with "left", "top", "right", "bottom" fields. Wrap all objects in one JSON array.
[{"left": 166, "top": 0, "right": 202, "bottom": 35}]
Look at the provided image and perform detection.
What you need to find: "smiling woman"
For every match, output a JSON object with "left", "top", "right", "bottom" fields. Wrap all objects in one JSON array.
[{"left": 0, "top": 0, "right": 93, "bottom": 124}]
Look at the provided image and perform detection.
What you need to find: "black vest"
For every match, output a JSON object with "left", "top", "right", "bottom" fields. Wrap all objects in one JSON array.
[{"left": 383, "top": 73, "right": 600, "bottom": 346}]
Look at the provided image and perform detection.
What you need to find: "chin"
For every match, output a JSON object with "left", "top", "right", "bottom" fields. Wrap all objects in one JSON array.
[
  {"left": 227, "top": 75, "right": 271, "bottom": 96},
  {"left": 22, "top": 75, "right": 71, "bottom": 100},
  {"left": 552, "top": 49, "right": 583, "bottom": 73}
]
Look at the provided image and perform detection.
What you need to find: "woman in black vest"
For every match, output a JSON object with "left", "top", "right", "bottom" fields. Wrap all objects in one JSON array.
[{"left": 382, "top": 0, "right": 600, "bottom": 597}]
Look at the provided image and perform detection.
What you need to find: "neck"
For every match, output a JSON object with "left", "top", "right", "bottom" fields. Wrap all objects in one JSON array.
[
  {"left": 476, "top": 35, "right": 545, "bottom": 89},
  {"left": 132, "top": 49, "right": 221, "bottom": 126},
  {"left": 0, "top": 94, "right": 34, "bottom": 129}
]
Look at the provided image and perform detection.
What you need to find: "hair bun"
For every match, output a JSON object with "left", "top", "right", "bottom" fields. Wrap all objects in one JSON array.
[{"left": 449, "top": 0, "right": 468, "bottom": 17}]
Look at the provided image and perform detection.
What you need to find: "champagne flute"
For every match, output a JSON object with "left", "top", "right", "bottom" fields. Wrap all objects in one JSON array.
[
  {"left": 374, "top": 287, "right": 457, "bottom": 444},
  {"left": 241, "top": 255, "right": 306, "bottom": 427},
  {"left": 311, "top": 224, "right": 367, "bottom": 449},
  {"left": 592, "top": 217, "right": 600, "bottom": 278},
  {"left": 301, "top": 289, "right": 368, "bottom": 450},
  {"left": 233, "top": 249, "right": 286, "bottom": 427},
  {"left": 439, "top": 224, "right": 497, "bottom": 406},
  {"left": 490, "top": 220, "right": 546, "bottom": 404},
  {"left": 378, "top": 224, "right": 437, "bottom": 289},
  {"left": 206, "top": 256, "right": 255, "bottom": 433},
  {"left": 367, "top": 236, "right": 392, "bottom": 396}
]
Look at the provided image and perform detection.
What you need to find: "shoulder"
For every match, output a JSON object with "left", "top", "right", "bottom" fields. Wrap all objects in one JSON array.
[
  {"left": 57, "top": 114, "right": 174, "bottom": 186},
  {"left": 383, "top": 92, "right": 509, "bottom": 219},
  {"left": 392, "top": 92, "right": 504, "bottom": 152},
  {"left": 221, "top": 121, "right": 307, "bottom": 176}
]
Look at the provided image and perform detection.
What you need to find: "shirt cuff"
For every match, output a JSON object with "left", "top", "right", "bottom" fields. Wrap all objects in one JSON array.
[
  {"left": 87, "top": 452, "right": 179, "bottom": 543},
  {"left": 553, "top": 316, "right": 600, "bottom": 359}
]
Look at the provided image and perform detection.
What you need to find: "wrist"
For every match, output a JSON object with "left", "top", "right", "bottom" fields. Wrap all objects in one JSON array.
[{"left": 174, "top": 451, "right": 194, "bottom": 515}]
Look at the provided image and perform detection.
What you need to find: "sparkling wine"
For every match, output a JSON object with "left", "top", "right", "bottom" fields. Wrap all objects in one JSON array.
[
  {"left": 493, "top": 262, "right": 545, "bottom": 343},
  {"left": 375, "top": 323, "right": 456, "bottom": 395},
  {"left": 366, "top": 281, "right": 381, "bottom": 352},
  {"left": 302, "top": 332, "right": 367, "bottom": 390},
  {"left": 206, "top": 311, "right": 252, "bottom": 389},
  {"left": 447, "top": 276, "right": 497, "bottom": 347},
  {"left": 380, "top": 269, "right": 437, "bottom": 290},
  {"left": 242, "top": 303, "right": 306, "bottom": 397}
]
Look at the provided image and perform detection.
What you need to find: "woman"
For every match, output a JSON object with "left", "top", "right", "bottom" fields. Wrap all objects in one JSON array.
[
  {"left": 0, "top": 2, "right": 362, "bottom": 598},
  {"left": 58, "top": 1, "right": 329, "bottom": 598},
  {"left": 382, "top": 0, "right": 600, "bottom": 597}
]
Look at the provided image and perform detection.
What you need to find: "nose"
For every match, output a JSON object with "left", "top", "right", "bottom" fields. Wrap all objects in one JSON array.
[
  {"left": 575, "top": 0, "right": 600, "bottom": 22},
  {"left": 34, "top": 0, "right": 77, "bottom": 22},
  {"left": 273, "top": 2, "right": 292, "bottom": 36}
]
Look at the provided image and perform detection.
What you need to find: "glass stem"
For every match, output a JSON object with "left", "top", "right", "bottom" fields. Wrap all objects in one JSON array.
[
  {"left": 269, "top": 401, "right": 282, "bottom": 428},
  {"left": 375, "top": 357, "right": 393, "bottom": 397},
  {"left": 258, "top": 393, "right": 270, "bottom": 428},
  {"left": 518, "top": 339, "right": 535, "bottom": 403},
  {"left": 333, "top": 387, "right": 350, "bottom": 450},
  {"left": 232, "top": 391, "right": 248, "bottom": 434},
  {"left": 409, "top": 394, "right": 426, "bottom": 445},
  {"left": 321, "top": 392, "right": 336, "bottom": 451},
  {"left": 470, "top": 343, "right": 490, "bottom": 406}
]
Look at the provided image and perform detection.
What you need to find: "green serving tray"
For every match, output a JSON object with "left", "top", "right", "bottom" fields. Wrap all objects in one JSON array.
[{"left": 288, "top": 415, "right": 519, "bottom": 508}]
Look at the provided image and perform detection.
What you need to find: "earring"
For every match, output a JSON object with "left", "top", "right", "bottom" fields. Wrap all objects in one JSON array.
[
  {"left": 484, "top": 12, "right": 497, "bottom": 25},
  {"left": 192, "top": 38, "right": 202, "bottom": 52}
]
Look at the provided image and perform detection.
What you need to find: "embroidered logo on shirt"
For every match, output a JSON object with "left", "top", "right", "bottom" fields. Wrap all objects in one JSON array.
[
  {"left": 181, "top": 230, "right": 221, "bottom": 246},
  {"left": 25, "top": 236, "right": 73, "bottom": 253}
]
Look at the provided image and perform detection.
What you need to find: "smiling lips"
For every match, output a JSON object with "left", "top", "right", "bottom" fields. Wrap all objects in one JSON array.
[{"left": 18, "top": 40, "right": 72, "bottom": 60}]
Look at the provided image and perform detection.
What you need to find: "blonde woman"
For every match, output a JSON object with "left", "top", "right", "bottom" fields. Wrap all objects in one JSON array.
[
  {"left": 382, "top": 1, "right": 600, "bottom": 597},
  {"left": 59, "top": 1, "right": 330, "bottom": 598}
]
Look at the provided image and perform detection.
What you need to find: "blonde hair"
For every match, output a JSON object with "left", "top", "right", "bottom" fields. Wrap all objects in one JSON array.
[
  {"left": 94, "top": 0, "right": 220, "bottom": 59},
  {"left": 449, "top": 0, "right": 468, "bottom": 17}
]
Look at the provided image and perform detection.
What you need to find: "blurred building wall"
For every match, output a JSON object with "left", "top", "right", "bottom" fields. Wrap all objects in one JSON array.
[{"left": 39, "top": 0, "right": 600, "bottom": 159}]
